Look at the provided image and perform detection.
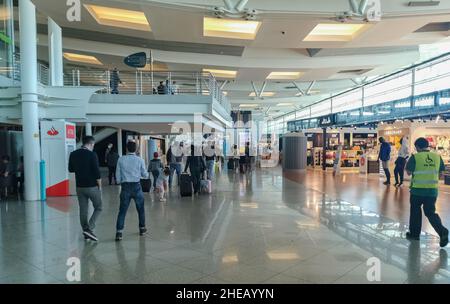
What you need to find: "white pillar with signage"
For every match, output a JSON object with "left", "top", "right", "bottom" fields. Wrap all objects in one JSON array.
[
  {"left": 20, "top": 0, "right": 41, "bottom": 201},
  {"left": 40, "top": 120, "right": 76, "bottom": 196}
]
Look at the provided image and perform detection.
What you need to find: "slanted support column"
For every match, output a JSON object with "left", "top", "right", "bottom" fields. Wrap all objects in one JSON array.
[
  {"left": 47, "top": 17, "right": 64, "bottom": 86},
  {"left": 20, "top": 0, "right": 41, "bottom": 201}
]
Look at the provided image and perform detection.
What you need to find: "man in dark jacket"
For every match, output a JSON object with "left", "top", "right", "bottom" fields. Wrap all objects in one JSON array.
[
  {"left": 68, "top": 136, "right": 102, "bottom": 242},
  {"left": 185, "top": 144, "right": 206, "bottom": 194},
  {"left": 378, "top": 137, "right": 392, "bottom": 185},
  {"left": 110, "top": 68, "right": 122, "bottom": 94},
  {"left": 106, "top": 149, "right": 119, "bottom": 185}
]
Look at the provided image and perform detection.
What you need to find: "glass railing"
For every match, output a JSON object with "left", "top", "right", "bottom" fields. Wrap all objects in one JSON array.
[{"left": 0, "top": 56, "right": 231, "bottom": 113}]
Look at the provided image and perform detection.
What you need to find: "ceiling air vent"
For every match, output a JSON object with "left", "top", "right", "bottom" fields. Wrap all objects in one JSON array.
[
  {"left": 338, "top": 69, "right": 372, "bottom": 75},
  {"left": 414, "top": 22, "right": 450, "bottom": 33}
]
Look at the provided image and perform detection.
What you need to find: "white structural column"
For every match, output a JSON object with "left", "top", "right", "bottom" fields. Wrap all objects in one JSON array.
[
  {"left": 19, "top": 0, "right": 41, "bottom": 201},
  {"left": 47, "top": 17, "right": 63, "bottom": 86},
  {"left": 117, "top": 129, "right": 123, "bottom": 156},
  {"left": 85, "top": 123, "right": 92, "bottom": 136}
]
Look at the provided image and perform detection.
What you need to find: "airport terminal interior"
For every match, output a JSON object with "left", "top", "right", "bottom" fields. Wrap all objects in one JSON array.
[{"left": 2, "top": 0, "right": 450, "bottom": 284}]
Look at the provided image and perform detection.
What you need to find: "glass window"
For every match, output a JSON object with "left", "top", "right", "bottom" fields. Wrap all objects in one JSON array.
[
  {"left": 364, "top": 71, "right": 412, "bottom": 107},
  {"left": 296, "top": 108, "right": 311, "bottom": 119},
  {"left": 332, "top": 88, "right": 363, "bottom": 113},
  {"left": 310, "top": 100, "right": 331, "bottom": 118}
]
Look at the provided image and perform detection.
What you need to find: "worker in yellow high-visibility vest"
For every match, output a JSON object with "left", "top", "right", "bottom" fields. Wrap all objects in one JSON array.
[{"left": 405, "top": 137, "right": 448, "bottom": 247}]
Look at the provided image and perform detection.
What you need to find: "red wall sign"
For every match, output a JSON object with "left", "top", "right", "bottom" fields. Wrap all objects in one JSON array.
[
  {"left": 47, "top": 126, "right": 59, "bottom": 136},
  {"left": 66, "top": 124, "right": 75, "bottom": 139}
]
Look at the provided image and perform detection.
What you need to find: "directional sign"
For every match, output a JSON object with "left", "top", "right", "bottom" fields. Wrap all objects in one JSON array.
[{"left": 124, "top": 52, "right": 147, "bottom": 68}]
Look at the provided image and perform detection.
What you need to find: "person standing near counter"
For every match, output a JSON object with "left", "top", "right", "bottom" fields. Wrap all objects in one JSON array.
[
  {"left": 394, "top": 137, "right": 409, "bottom": 187},
  {"left": 378, "top": 137, "right": 392, "bottom": 185}
]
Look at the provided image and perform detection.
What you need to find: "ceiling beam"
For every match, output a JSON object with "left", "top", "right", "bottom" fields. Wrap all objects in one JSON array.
[
  {"left": 292, "top": 82, "right": 305, "bottom": 96},
  {"left": 259, "top": 81, "right": 267, "bottom": 99},
  {"left": 220, "top": 80, "right": 228, "bottom": 90},
  {"left": 251, "top": 81, "right": 259, "bottom": 99},
  {"left": 306, "top": 81, "right": 316, "bottom": 95}
]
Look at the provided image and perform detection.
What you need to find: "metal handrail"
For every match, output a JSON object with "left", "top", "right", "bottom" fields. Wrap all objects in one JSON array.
[{"left": 0, "top": 57, "right": 230, "bottom": 113}]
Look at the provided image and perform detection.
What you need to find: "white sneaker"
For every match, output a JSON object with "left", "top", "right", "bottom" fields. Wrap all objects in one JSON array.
[{"left": 160, "top": 197, "right": 167, "bottom": 202}]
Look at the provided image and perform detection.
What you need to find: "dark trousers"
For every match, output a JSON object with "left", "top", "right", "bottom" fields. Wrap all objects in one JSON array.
[
  {"left": 191, "top": 169, "right": 202, "bottom": 194},
  {"left": 108, "top": 166, "right": 117, "bottom": 185},
  {"left": 0, "top": 176, "right": 14, "bottom": 198},
  {"left": 151, "top": 169, "right": 160, "bottom": 188},
  {"left": 111, "top": 85, "right": 119, "bottom": 94},
  {"left": 394, "top": 157, "right": 406, "bottom": 184},
  {"left": 409, "top": 194, "right": 447, "bottom": 237},
  {"left": 116, "top": 182, "right": 145, "bottom": 232}
]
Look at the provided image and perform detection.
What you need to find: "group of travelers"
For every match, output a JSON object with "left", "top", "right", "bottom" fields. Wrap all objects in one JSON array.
[
  {"left": 377, "top": 136, "right": 448, "bottom": 247},
  {"left": 109, "top": 67, "right": 179, "bottom": 95},
  {"left": 230, "top": 142, "right": 253, "bottom": 174},
  {"left": 0, "top": 155, "right": 24, "bottom": 200},
  {"left": 166, "top": 141, "right": 220, "bottom": 195},
  {"left": 68, "top": 137, "right": 222, "bottom": 243},
  {"left": 156, "top": 80, "right": 178, "bottom": 95}
]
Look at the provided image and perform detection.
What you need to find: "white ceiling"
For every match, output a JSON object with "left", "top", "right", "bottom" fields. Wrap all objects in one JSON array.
[{"left": 29, "top": 0, "right": 450, "bottom": 117}]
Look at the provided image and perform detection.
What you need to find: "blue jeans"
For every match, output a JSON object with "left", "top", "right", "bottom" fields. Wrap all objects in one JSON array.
[
  {"left": 169, "top": 163, "right": 182, "bottom": 187},
  {"left": 206, "top": 160, "right": 215, "bottom": 180},
  {"left": 116, "top": 182, "right": 145, "bottom": 232}
]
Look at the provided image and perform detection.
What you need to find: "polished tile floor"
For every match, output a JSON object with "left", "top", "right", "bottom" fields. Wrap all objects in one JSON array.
[{"left": 0, "top": 167, "right": 449, "bottom": 284}]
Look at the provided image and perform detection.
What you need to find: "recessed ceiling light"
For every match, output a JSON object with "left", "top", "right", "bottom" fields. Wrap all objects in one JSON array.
[
  {"left": 222, "top": 91, "right": 228, "bottom": 96},
  {"left": 266, "top": 252, "right": 300, "bottom": 260},
  {"left": 249, "top": 92, "right": 275, "bottom": 97},
  {"left": 203, "top": 69, "right": 237, "bottom": 79},
  {"left": 303, "top": 23, "right": 370, "bottom": 42},
  {"left": 63, "top": 52, "right": 103, "bottom": 65},
  {"left": 267, "top": 72, "right": 303, "bottom": 80},
  {"left": 277, "top": 103, "right": 294, "bottom": 106},
  {"left": 239, "top": 104, "right": 258, "bottom": 108},
  {"left": 203, "top": 17, "right": 261, "bottom": 40},
  {"left": 84, "top": 4, "right": 151, "bottom": 32}
]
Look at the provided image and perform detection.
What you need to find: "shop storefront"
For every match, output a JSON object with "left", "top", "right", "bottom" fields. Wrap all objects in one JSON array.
[
  {"left": 304, "top": 127, "right": 377, "bottom": 171},
  {"left": 377, "top": 120, "right": 450, "bottom": 184}
]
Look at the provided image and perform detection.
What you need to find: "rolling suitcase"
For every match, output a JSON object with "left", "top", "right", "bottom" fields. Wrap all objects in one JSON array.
[
  {"left": 180, "top": 173, "right": 193, "bottom": 197},
  {"left": 140, "top": 179, "right": 151, "bottom": 193}
]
